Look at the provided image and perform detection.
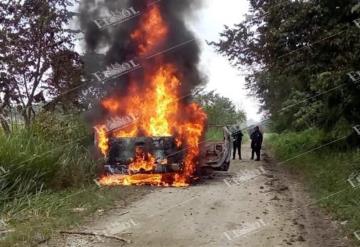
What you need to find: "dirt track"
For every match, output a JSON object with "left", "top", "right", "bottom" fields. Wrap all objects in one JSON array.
[{"left": 45, "top": 145, "right": 351, "bottom": 247}]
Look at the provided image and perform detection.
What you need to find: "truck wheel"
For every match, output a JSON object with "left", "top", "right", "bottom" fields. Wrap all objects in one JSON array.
[{"left": 219, "top": 161, "right": 230, "bottom": 171}]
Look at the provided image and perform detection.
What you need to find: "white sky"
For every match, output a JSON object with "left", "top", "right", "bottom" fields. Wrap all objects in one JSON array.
[{"left": 187, "top": 0, "right": 263, "bottom": 122}]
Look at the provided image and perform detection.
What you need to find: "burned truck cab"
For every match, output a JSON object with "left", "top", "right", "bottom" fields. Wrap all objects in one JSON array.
[{"left": 104, "top": 136, "right": 184, "bottom": 175}]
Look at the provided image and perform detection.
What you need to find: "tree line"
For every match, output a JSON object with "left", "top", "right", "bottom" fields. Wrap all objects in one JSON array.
[
  {"left": 0, "top": 1, "right": 87, "bottom": 134},
  {"left": 210, "top": 0, "right": 360, "bottom": 133},
  {"left": 195, "top": 90, "right": 246, "bottom": 126}
]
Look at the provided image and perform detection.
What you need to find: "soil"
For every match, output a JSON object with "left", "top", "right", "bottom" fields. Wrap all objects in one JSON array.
[{"left": 42, "top": 145, "right": 352, "bottom": 247}]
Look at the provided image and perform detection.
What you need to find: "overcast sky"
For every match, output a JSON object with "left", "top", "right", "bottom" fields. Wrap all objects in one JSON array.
[{"left": 188, "top": 0, "right": 263, "bottom": 122}]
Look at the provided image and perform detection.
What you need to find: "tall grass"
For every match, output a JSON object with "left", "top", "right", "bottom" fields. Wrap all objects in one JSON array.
[
  {"left": 267, "top": 129, "right": 329, "bottom": 157},
  {"left": 267, "top": 129, "right": 360, "bottom": 241},
  {"left": 0, "top": 113, "right": 141, "bottom": 246},
  {"left": 0, "top": 112, "right": 97, "bottom": 217}
]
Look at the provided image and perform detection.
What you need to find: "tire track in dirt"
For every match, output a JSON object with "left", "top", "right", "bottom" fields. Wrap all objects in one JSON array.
[{"left": 43, "top": 145, "right": 351, "bottom": 247}]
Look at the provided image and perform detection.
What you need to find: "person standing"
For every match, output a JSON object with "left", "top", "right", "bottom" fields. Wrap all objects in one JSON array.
[
  {"left": 232, "top": 126, "right": 243, "bottom": 160},
  {"left": 250, "top": 126, "right": 263, "bottom": 161}
]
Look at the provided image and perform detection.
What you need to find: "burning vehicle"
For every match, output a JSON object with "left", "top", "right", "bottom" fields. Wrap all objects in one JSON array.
[
  {"left": 101, "top": 134, "right": 185, "bottom": 175},
  {"left": 96, "top": 123, "right": 232, "bottom": 186},
  {"left": 89, "top": 1, "right": 208, "bottom": 187},
  {"left": 96, "top": 123, "right": 233, "bottom": 183}
]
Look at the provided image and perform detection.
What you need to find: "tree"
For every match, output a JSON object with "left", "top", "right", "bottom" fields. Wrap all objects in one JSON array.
[
  {"left": 210, "top": 0, "right": 360, "bottom": 132},
  {"left": 0, "top": 0, "right": 83, "bottom": 129},
  {"left": 195, "top": 91, "right": 246, "bottom": 125}
]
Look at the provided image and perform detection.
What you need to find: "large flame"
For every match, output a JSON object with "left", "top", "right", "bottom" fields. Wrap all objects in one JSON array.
[
  {"left": 130, "top": 5, "right": 168, "bottom": 55},
  {"left": 94, "top": 3, "right": 207, "bottom": 187},
  {"left": 128, "top": 147, "right": 156, "bottom": 173}
]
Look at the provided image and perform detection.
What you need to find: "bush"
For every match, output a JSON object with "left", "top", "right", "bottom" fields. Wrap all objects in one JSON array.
[
  {"left": 267, "top": 130, "right": 360, "bottom": 240},
  {"left": 206, "top": 127, "right": 224, "bottom": 141},
  {"left": 266, "top": 128, "right": 346, "bottom": 159},
  {"left": 0, "top": 113, "right": 97, "bottom": 214}
]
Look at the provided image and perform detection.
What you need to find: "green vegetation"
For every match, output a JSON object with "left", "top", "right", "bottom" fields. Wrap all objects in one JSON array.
[
  {"left": 267, "top": 130, "right": 360, "bottom": 240},
  {"left": 0, "top": 113, "right": 119, "bottom": 246},
  {"left": 205, "top": 127, "right": 224, "bottom": 141},
  {"left": 0, "top": 112, "right": 148, "bottom": 247},
  {"left": 195, "top": 91, "right": 246, "bottom": 126},
  {"left": 0, "top": 1, "right": 84, "bottom": 128},
  {"left": 196, "top": 91, "right": 247, "bottom": 141},
  {"left": 0, "top": 113, "right": 95, "bottom": 210},
  {"left": 205, "top": 126, "right": 250, "bottom": 143},
  {"left": 0, "top": 2, "right": 141, "bottom": 245},
  {"left": 0, "top": 186, "right": 143, "bottom": 247},
  {"left": 211, "top": 0, "right": 360, "bottom": 132},
  {"left": 212, "top": 1, "right": 360, "bottom": 241}
]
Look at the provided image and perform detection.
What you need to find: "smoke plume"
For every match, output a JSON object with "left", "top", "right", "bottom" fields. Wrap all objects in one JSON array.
[{"left": 78, "top": 0, "right": 205, "bottom": 122}]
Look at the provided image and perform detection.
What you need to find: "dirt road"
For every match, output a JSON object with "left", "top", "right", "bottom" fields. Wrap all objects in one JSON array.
[{"left": 48, "top": 146, "right": 351, "bottom": 247}]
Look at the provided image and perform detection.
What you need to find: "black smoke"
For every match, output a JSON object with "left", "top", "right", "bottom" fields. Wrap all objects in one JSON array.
[{"left": 78, "top": 0, "right": 205, "bottom": 122}]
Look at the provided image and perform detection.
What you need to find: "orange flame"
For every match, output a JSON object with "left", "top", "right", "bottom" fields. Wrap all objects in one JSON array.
[
  {"left": 101, "top": 99, "right": 121, "bottom": 112},
  {"left": 94, "top": 125, "right": 109, "bottom": 156},
  {"left": 128, "top": 147, "right": 156, "bottom": 173},
  {"left": 94, "top": 3, "right": 207, "bottom": 187},
  {"left": 130, "top": 5, "right": 168, "bottom": 55}
]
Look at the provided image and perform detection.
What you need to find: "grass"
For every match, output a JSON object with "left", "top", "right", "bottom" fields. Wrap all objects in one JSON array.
[
  {"left": 267, "top": 129, "right": 360, "bottom": 243},
  {"left": 0, "top": 112, "right": 151, "bottom": 246},
  {"left": 0, "top": 114, "right": 96, "bottom": 210},
  {"left": 0, "top": 112, "right": 125, "bottom": 246},
  {"left": 1, "top": 186, "right": 147, "bottom": 247}
]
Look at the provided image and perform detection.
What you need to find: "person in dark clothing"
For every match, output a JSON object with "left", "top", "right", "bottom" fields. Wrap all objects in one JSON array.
[
  {"left": 232, "top": 126, "right": 243, "bottom": 160},
  {"left": 250, "top": 126, "right": 263, "bottom": 161}
]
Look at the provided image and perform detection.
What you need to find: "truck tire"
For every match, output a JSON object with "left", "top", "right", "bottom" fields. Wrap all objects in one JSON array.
[{"left": 219, "top": 161, "right": 230, "bottom": 171}]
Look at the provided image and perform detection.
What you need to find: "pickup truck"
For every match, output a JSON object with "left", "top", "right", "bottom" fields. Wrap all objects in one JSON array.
[{"left": 101, "top": 125, "right": 233, "bottom": 175}]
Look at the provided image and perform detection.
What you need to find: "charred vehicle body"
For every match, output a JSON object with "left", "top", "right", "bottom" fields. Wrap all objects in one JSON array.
[
  {"left": 104, "top": 136, "right": 185, "bottom": 175},
  {"left": 101, "top": 125, "right": 232, "bottom": 175},
  {"left": 200, "top": 126, "right": 232, "bottom": 171}
]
